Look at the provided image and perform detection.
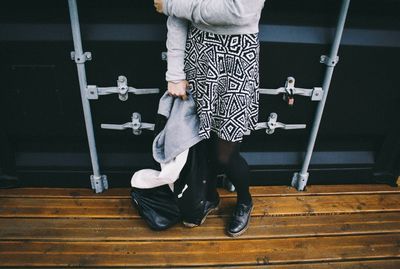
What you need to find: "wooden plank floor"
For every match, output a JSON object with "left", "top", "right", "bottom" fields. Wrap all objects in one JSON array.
[{"left": 0, "top": 184, "right": 400, "bottom": 268}]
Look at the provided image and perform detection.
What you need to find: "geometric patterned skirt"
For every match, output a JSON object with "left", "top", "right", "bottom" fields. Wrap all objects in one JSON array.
[{"left": 184, "top": 25, "right": 260, "bottom": 143}]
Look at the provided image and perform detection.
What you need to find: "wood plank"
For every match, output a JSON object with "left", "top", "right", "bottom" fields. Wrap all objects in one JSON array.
[
  {"left": 1, "top": 212, "right": 400, "bottom": 241},
  {"left": 0, "top": 234, "right": 399, "bottom": 267},
  {"left": 247, "top": 193, "right": 400, "bottom": 216},
  {"left": 1, "top": 193, "right": 400, "bottom": 218},
  {"left": 17, "top": 259, "right": 399, "bottom": 269},
  {"left": 0, "top": 184, "right": 399, "bottom": 198},
  {"left": 0, "top": 188, "right": 131, "bottom": 199},
  {"left": 0, "top": 197, "right": 131, "bottom": 208},
  {"left": 210, "top": 259, "right": 400, "bottom": 269}
]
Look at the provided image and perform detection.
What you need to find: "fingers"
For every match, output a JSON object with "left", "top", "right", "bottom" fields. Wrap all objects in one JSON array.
[
  {"left": 153, "top": 0, "right": 163, "bottom": 13},
  {"left": 167, "top": 80, "right": 189, "bottom": 100},
  {"left": 181, "top": 94, "right": 188, "bottom": 101},
  {"left": 168, "top": 89, "right": 188, "bottom": 99}
]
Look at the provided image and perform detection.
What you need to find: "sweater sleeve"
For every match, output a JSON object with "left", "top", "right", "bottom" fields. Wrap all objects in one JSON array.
[
  {"left": 163, "top": 0, "right": 265, "bottom": 26},
  {"left": 165, "top": 16, "right": 188, "bottom": 82}
]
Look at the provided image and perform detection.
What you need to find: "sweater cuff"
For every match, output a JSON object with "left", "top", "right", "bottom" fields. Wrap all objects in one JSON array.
[
  {"left": 165, "top": 71, "right": 186, "bottom": 82},
  {"left": 165, "top": 53, "right": 186, "bottom": 82}
]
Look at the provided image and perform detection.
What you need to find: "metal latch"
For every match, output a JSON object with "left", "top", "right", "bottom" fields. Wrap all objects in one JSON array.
[
  {"left": 101, "top": 113, "right": 155, "bottom": 135},
  {"left": 86, "top": 75, "right": 160, "bottom": 101},
  {"left": 283, "top": 77, "right": 295, "bottom": 106},
  {"left": 246, "top": 113, "right": 306, "bottom": 135},
  {"left": 259, "top": 77, "right": 323, "bottom": 104}
]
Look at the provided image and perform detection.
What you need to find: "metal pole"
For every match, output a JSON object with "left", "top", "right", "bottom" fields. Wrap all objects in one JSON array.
[
  {"left": 292, "top": 0, "right": 351, "bottom": 191},
  {"left": 68, "top": 0, "right": 108, "bottom": 193}
]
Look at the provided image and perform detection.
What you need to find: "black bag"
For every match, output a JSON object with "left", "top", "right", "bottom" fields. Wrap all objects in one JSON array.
[
  {"left": 131, "top": 185, "right": 181, "bottom": 231},
  {"left": 131, "top": 111, "right": 209, "bottom": 230},
  {"left": 174, "top": 139, "right": 209, "bottom": 225}
]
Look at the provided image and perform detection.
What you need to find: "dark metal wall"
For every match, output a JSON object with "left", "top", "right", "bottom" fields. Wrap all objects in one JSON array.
[{"left": 0, "top": 0, "right": 399, "bottom": 187}]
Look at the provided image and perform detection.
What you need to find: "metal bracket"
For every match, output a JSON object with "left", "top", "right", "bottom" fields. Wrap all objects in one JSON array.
[
  {"left": 291, "top": 172, "right": 309, "bottom": 191},
  {"left": 259, "top": 77, "right": 323, "bottom": 102},
  {"left": 320, "top": 55, "right": 339, "bottom": 67},
  {"left": 161, "top": 51, "right": 168, "bottom": 61},
  {"left": 86, "top": 75, "right": 160, "bottom": 101},
  {"left": 311, "top": 87, "right": 324, "bottom": 101},
  {"left": 87, "top": 85, "right": 98, "bottom": 99},
  {"left": 246, "top": 113, "right": 306, "bottom": 135},
  {"left": 70, "top": 51, "right": 92, "bottom": 64},
  {"left": 90, "top": 174, "right": 108, "bottom": 193},
  {"left": 101, "top": 112, "right": 155, "bottom": 135}
]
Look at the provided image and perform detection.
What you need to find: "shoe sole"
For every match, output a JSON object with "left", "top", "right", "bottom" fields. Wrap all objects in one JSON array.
[
  {"left": 227, "top": 205, "right": 254, "bottom": 238},
  {"left": 183, "top": 200, "right": 221, "bottom": 228}
]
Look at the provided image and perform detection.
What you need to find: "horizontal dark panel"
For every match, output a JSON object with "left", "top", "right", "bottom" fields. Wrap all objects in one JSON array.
[
  {"left": 15, "top": 167, "right": 380, "bottom": 188},
  {"left": 15, "top": 151, "right": 374, "bottom": 168},
  {"left": 1, "top": 24, "right": 400, "bottom": 47}
]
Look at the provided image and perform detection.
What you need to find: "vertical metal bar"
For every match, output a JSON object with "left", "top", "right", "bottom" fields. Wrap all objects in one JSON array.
[
  {"left": 68, "top": 0, "right": 108, "bottom": 193},
  {"left": 292, "top": 0, "right": 351, "bottom": 191}
]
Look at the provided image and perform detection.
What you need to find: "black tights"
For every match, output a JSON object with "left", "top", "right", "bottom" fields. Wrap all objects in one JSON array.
[{"left": 205, "top": 132, "right": 252, "bottom": 205}]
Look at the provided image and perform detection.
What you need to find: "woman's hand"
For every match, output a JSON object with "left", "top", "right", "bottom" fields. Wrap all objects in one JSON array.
[
  {"left": 154, "top": 0, "right": 164, "bottom": 14},
  {"left": 168, "top": 80, "right": 189, "bottom": 100}
]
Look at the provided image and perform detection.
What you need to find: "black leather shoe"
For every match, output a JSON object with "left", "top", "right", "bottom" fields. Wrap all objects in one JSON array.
[
  {"left": 227, "top": 202, "right": 253, "bottom": 237},
  {"left": 183, "top": 196, "right": 220, "bottom": 227}
]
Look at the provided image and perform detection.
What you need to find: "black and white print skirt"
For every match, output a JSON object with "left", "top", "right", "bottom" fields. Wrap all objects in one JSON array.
[{"left": 184, "top": 26, "right": 260, "bottom": 143}]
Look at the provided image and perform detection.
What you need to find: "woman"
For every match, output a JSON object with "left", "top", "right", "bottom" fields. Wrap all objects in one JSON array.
[{"left": 154, "top": 0, "right": 265, "bottom": 237}]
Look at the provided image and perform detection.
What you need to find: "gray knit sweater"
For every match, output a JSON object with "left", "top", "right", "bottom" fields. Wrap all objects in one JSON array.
[{"left": 162, "top": 0, "right": 266, "bottom": 82}]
